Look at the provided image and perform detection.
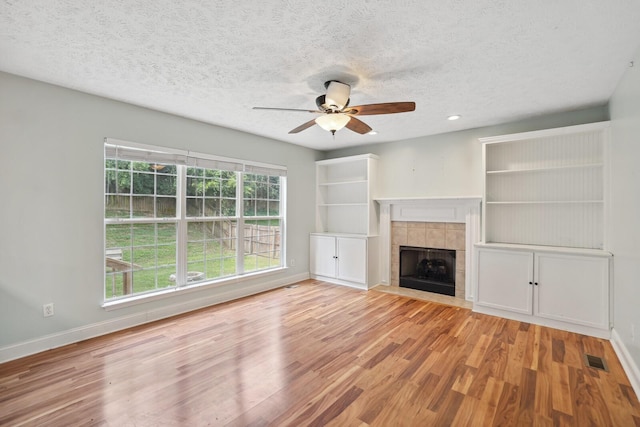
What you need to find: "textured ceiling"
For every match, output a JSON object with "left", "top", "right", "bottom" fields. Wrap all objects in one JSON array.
[{"left": 2, "top": 1, "right": 640, "bottom": 150}]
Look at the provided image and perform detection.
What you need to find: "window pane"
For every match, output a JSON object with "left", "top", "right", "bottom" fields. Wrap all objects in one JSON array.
[
  {"left": 256, "top": 183, "right": 268, "bottom": 199},
  {"left": 156, "top": 197, "right": 176, "bottom": 217},
  {"left": 204, "top": 178, "right": 220, "bottom": 197},
  {"left": 105, "top": 195, "right": 129, "bottom": 218},
  {"left": 105, "top": 220, "right": 177, "bottom": 299},
  {"left": 268, "top": 183, "right": 280, "bottom": 200},
  {"left": 256, "top": 200, "right": 268, "bottom": 216},
  {"left": 106, "top": 223, "right": 131, "bottom": 250},
  {"left": 221, "top": 177, "right": 236, "bottom": 197},
  {"left": 186, "top": 220, "right": 237, "bottom": 282},
  {"left": 243, "top": 174, "right": 280, "bottom": 218},
  {"left": 115, "top": 171, "right": 131, "bottom": 194},
  {"left": 131, "top": 196, "right": 155, "bottom": 217},
  {"left": 117, "top": 160, "right": 131, "bottom": 170},
  {"left": 156, "top": 174, "right": 177, "bottom": 196},
  {"left": 204, "top": 199, "right": 220, "bottom": 217},
  {"left": 105, "top": 157, "right": 178, "bottom": 220},
  {"left": 132, "top": 172, "right": 154, "bottom": 195},
  {"left": 188, "top": 221, "right": 205, "bottom": 241},
  {"left": 186, "top": 198, "right": 203, "bottom": 217},
  {"left": 187, "top": 177, "right": 203, "bottom": 197},
  {"left": 268, "top": 201, "right": 280, "bottom": 216},
  {"left": 157, "top": 223, "right": 176, "bottom": 244},
  {"left": 221, "top": 199, "right": 236, "bottom": 216},
  {"left": 133, "top": 223, "right": 156, "bottom": 246},
  {"left": 187, "top": 167, "right": 203, "bottom": 177},
  {"left": 244, "top": 200, "right": 256, "bottom": 217},
  {"left": 243, "top": 219, "right": 281, "bottom": 273}
]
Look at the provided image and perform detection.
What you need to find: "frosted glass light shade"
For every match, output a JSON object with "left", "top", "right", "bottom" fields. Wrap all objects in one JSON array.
[
  {"left": 325, "top": 81, "right": 351, "bottom": 110},
  {"left": 315, "top": 114, "right": 351, "bottom": 133}
]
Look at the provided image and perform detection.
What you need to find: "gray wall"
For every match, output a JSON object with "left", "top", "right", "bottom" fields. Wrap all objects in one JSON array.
[
  {"left": 0, "top": 68, "right": 621, "bottom": 368},
  {"left": 609, "top": 51, "right": 640, "bottom": 374},
  {"left": 0, "top": 72, "right": 319, "bottom": 351}
]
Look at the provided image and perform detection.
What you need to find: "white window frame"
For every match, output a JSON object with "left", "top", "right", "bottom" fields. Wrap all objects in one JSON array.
[{"left": 103, "top": 138, "right": 287, "bottom": 305}]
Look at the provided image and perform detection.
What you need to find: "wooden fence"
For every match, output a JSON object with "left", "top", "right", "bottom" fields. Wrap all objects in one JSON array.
[{"left": 106, "top": 197, "right": 280, "bottom": 258}]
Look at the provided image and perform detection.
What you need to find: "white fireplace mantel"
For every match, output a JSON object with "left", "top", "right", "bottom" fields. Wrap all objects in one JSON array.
[{"left": 375, "top": 196, "right": 482, "bottom": 301}]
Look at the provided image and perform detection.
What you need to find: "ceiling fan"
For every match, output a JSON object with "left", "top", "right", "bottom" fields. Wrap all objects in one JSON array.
[{"left": 253, "top": 80, "right": 416, "bottom": 136}]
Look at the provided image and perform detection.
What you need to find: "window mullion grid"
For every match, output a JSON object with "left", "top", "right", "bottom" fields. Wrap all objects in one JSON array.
[
  {"left": 176, "top": 165, "right": 188, "bottom": 287},
  {"left": 236, "top": 172, "right": 244, "bottom": 275}
]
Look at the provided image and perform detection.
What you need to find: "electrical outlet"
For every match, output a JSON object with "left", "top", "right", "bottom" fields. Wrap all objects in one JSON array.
[
  {"left": 290, "top": 258, "right": 296, "bottom": 267},
  {"left": 43, "top": 303, "right": 54, "bottom": 317}
]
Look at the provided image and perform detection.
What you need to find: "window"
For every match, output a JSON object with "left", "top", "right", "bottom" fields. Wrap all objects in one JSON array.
[{"left": 104, "top": 139, "right": 286, "bottom": 301}]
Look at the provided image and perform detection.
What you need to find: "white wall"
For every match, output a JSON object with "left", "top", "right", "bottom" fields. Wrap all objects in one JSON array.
[
  {"left": 326, "top": 107, "right": 608, "bottom": 198},
  {"left": 0, "top": 72, "right": 320, "bottom": 359},
  {"left": 609, "top": 50, "right": 640, "bottom": 393}
]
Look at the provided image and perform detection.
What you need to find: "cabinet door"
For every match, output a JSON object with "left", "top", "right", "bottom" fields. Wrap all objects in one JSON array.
[
  {"left": 534, "top": 253, "right": 609, "bottom": 329},
  {"left": 476, "top": 248, "right": 533, "bottom": 314},
  {"left": 310, "top": 235, "right": 337, "bottom": 278},
  {"left": 336, "top": 237, "right": 367, "bottom": 284}
]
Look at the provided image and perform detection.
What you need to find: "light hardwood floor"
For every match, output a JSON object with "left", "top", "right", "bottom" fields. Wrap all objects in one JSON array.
[{"left": 1, "top": 280, "right": 639, "bottom": 426}]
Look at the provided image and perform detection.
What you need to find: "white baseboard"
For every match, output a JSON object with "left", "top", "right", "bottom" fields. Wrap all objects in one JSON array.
[
  {"left": 0, "top": 272, "right": 309, "bottom": 364},
  {"left": 309, "top": 274, "right": 368, "bottom": 290},
  {"left": 610, "top": 328, "right": 640, "bottom": 399}
]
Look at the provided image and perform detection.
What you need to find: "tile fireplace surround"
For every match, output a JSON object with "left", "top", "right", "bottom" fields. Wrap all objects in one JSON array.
[{"left": 376, "top": 197, "right": 482, "bottom": 301}]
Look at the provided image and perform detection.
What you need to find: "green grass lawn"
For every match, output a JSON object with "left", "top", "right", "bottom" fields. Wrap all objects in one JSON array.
[{"left": 105, "top": 222, "right": 279, "bottom": 299}]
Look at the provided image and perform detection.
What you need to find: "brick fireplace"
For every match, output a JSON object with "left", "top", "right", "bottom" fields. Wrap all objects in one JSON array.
[{"left": 376, "top": 197, "right": 481, "bottom": 301}]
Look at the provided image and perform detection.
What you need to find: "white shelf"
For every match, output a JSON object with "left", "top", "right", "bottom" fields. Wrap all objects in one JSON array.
[
  {"left": 318, "top": 179, "right": 368, "bottom": 186},
  {"left": 486, "top": 163, "right": 603, "bottom": 175},
  {"left": 319, "top": 203, "right": 368, "bottom": 207},
  {"left": 486, "top": 200, "right": 603, "bottom": 205}
]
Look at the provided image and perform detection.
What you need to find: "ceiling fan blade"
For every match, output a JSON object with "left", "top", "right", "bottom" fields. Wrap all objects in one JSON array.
[
  {"left": 345, "top": 102, "right": 416, "bottom": 115},
  {"left": 288, "top": 119, "right": 317, "bottom": 134},
  {"left": 253, "top": 107, "right": 322, "bottom": 113},
  {"left": 345, "top": 117, "right": 372, "bottom": 134}
]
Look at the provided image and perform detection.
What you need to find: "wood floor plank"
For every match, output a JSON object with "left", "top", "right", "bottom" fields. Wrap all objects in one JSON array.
[{"left": 0, "top": 280, "right": 638, "bottom": 426}]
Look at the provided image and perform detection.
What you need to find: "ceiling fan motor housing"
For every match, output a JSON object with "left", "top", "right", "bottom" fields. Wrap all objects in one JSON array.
[{"left": 323, "top": 80, "right": 351, "bottom": 111}]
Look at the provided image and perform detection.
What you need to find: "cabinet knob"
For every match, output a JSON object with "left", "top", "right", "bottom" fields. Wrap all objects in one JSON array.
[
  {"left": 534, "top": 282, "right": 539, "bottom": 286},
  {"left": 529, "top": 281, "right": 533, "bottom": 285}
]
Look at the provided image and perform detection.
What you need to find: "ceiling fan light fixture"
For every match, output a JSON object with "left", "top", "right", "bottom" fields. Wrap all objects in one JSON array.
[
  {"left": 315, "top": 113, "right": 350, "bottom": 134},
  {"left": 325, "top": 81, "right": 351, "bottom": 110}
]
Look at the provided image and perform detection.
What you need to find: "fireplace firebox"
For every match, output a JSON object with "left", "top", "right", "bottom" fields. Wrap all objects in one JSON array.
[{"left": 399, "top": 246, "right": 456, "bottom": 296}]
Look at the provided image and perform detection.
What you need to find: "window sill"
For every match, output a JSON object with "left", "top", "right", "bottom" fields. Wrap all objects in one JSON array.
[{"left": 102, "top": 267, "right": 288, "bottom": 311}]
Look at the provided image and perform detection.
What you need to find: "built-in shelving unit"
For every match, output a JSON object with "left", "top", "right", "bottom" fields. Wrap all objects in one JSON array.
[
  {"left": 315, "top": 154, "right": 378, "bottom": 236},
  {"left": 474, "top": 122, "right": 612, "bottom": 338},
  {"left": 311, "top": 154, "right": 379, "bottom": 289},
  {"left": 480, "top": 122, "right": 608, "bottom": 249}
]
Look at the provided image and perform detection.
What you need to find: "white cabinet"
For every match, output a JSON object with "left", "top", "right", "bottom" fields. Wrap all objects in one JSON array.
[
  {"left": 310, "top": 234, "right": 338, "bottom": 278},
  {"left": 310, "top": 234, "right": 379, "bottom": 289},
  {"left": 475, "top": 245, "right": 611, "bottom": 337},
  {"left": 475, "top": 248, "right": 533, "bottom": 315},
  {"left": 534, "top": 252, "right": 609, "bottom": 330}
]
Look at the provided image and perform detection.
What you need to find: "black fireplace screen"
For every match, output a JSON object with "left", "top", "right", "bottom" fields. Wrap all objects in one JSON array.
[{"left": 399, "top": 246, "right": 456, "bottom": 296}]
